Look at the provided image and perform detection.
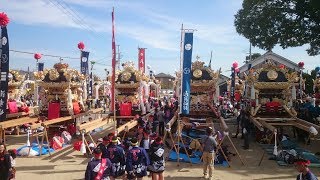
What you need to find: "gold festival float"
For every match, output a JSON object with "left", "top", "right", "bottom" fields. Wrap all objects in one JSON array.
[
  {"left": 245, "top": 59, "right": 320, "bottom": 137},
  {"left": 175, "top": 59, "right": 220, "bottom": 118},
  {"left": 34, "top": 62, "right": 86, "bottom": 117},
  {"left": 115, "top": 61, "right": 154, "bottom": 116}
]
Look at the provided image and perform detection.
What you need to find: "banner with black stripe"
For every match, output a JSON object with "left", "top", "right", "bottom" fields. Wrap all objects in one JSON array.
[
  {"left": 80, "top": 51, "right": 89, "bottom": 75},
  {"left": 0, "top": 26, "right": 9, "bottom": 121},
  {"left": 38, "top": 62, "right": 44, "bottom": 71}
]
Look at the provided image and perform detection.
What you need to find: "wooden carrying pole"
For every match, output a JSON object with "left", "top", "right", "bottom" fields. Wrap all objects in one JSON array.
[
  {"left": 0, "top": 117, "right": 39, "bottom": 143},
  {"left": 27, "top": 108, "right": 103, "bottom": 156}
]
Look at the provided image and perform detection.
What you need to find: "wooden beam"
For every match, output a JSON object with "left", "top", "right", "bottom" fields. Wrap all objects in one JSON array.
[
  {"left": 78, "top": 118, "right": 109, "bottom": 133},
  {"left": 89, "top": 108, "right": 104, "bottom": 114},
  {"left": 259, "top": 120, "right": 277, "bottom": 132},
  {"left": 6, "top": 112, "right": 29, "bottom": 119},
  {"left": 218, "top": 117, "right": 228, "bottom": 132},
  {"left": 250, "top": 117, "right": 264, "bottom": 131},
  {"left": 117, "top": 120, "right": 138, "bottom": 133},
  {"left": 295, "top": 118, "right": 320, "bottom": 131},
  {"left": 116, "top": 116, "right": 135, "bottom": 119},
  {"left": 42, "top": 116, "right": 73, "bottom": 127},
  {"left": 0, "top": 117, "right": 39, "bottom": 129},
  {"left": 269, "top": 123, "right": 295, "bottom": 126},
  {"left": 77, "top": 117, "right": 108, "bottom": 133}
]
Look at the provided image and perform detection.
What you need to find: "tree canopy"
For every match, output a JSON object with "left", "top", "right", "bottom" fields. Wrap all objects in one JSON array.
[
  {"left": 234, "top": 0, "right": 320, "bottom": 56},
  {"left": 245, "top": 53, "right": 261, "bottom": 62}
]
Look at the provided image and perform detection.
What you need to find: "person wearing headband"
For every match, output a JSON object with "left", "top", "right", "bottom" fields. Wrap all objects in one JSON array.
[
  {"left": 148, "top": 137, "right": 165, "bottom": 180},
  {"left": 126, "top": 137, "right": 150, "bottom": 180},
  {"left": 96, "top": 136, "right": 110, "bottom": 159},
  {"left": 106, "top": 137, "right": 126, "bottom": 180},
  {"left": 85, "top": 148, "right": 112, "bottom": 180},
  {"left": 294, "top": 157, "right": 318, "bottom": 180}
]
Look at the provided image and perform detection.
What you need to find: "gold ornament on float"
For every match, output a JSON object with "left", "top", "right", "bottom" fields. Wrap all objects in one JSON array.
[
  {"left": 193, "top": 69, "right": 202, "bottom": 78},
  {"left": 267, "top": 70, "right": 278, "bottom": 80},
  {"left": 121, "top": 72, "right": 131, "bottom": 81}
]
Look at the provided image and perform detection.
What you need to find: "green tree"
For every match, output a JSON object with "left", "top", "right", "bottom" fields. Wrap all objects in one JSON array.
[
  {"left": 245, "top": 53, "right": 261, "bottom": 61},
  {"left": 302, "top": 70, "right": 318, "bottom": 95},
  {"left": 234, "top": 0, "right": 320, "bottom": 55}
]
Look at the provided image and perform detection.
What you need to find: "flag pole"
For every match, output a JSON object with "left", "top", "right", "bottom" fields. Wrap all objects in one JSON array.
[{"left": 111, "top": 7, "right": 117, "bottom": 134}]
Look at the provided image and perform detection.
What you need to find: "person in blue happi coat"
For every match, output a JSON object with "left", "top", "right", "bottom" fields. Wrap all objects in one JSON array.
[
  {"left": 106, "top": 136, "right": 126, "bottom": 180},
  {"left": 85, "top": 148, "right": 112, "bottom": 180},
  {"left": 126, "top": 137, "right": 150, "bottom": 180}
]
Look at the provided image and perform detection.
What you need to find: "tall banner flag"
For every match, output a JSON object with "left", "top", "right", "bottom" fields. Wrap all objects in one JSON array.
[
  {"left": 38, "top": 62, "right": 44, "bottom": 71},
  {"left": 180, "top": 32, "right": 193, "bottom": 115},
  {"left": 80, "top": 51, "right": 89, "bottom": 75},
  {"left": 89, "top": 72, "right": 93, "bottom": 96},
  {"left": 111, "top": 8, "right": 116, "bottom": 112},
  {"left": 138, "top": 48, "right": 145, "bottom": 73},
  {"left": 0, "top": 26, "right": 9, "bottom": 121}
]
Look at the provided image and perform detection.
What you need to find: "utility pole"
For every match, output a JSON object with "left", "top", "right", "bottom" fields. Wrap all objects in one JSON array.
[{"left": 208, "top": 50, "right": 212, "bottom": 68}]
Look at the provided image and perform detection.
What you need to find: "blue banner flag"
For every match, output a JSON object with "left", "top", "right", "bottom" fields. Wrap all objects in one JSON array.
[
  {"left": 181, "top": 32, "right": 193, "bottom": 115},
  {"left": 38, "top": 62, "right": 44, "bottom": 71},
  {"left": 0, "top": 27, "right": 9, "bottom": 121},
  {"left": 80, "top": 51, "right": 89, "bottom": 75}
]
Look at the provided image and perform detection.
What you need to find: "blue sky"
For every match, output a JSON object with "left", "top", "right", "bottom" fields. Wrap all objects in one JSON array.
[{"left": 1, "top": 0, "right": 319, "bottom": 78}]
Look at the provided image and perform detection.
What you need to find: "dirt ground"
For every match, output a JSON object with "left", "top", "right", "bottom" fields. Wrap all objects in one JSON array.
[{"left": 5, "top": 121, "right": 320, "bottom": 180}]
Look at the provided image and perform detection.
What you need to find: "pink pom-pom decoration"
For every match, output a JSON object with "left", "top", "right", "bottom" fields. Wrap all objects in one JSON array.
[
  {"left": 34, "top": 53, "right": 42, "bottom": 60},
  {"left": 235, "top": 68, "right": 240, "bottom": 73},
  {"left": 298, "top": 61, "right": 304, "bottom": 68},
  {"left": 78, "top": 42, "right": 85, "bottom": 50},
  {"left": 0, "top": 12, "right": 9, "bottom": 27},
  {"left": 232, "top": 61, "right": 238, "bottom": 68},
  {"left": 279, "top": 64, "right": 285, "bottom": 69}
]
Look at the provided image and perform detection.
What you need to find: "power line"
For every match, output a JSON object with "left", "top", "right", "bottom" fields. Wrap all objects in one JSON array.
[
  {"left": 46, "top": 0, "right": 103, "bottom": 39},
  {"left": 10, "top": 49, "right": 79, "bottom": 60}
]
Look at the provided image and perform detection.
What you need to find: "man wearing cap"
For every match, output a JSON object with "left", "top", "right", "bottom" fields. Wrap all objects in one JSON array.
[
  {"left": 126, "top": 137, "right": 150, "bottom": 180},
  {"left": 97, "top": 136, "right": 109, "bottom": 159},
  {"left": 106, "top": 137, "right": 126, "bottom": 180},
  {"left": 201, "top": 127, "right": 217, "bottom": 180},
  {"left": 294, "top": 157, "right": 318, "bottom": 180},
  {"left": 85, "top": 148, "right": 112, "bottom": 180}
]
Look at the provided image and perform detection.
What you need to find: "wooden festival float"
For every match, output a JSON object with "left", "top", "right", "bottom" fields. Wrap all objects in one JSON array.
[
  {"left": 115, "top": 61, "right": 151, "bottom": 118},
  {"left": 19, "top": 62, "right": 104, "bottom": 156},
  {"left": 245, "top": 60, "right": 320, "bottom": 165},
  {"left": 168, "top": 59, "right": 245, "bottom": 166},
  {"left": 0, "top": 70, "right": 39, "bottom": 142},
  {"left": 76, "top": 62, "right": 157, "bottom": 155}
]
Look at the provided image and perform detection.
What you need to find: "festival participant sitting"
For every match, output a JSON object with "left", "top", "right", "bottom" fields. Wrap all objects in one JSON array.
[
  {"left": 201, "top": 127, "right": 217, "bottom": 180},
  {"left": 126, "top": 137, "right": 150, "bottom": 180},
  {"left": 96, "top": 136, "right": 109, "bottom": 159},
  {"left": 148, "top": 137, "right": 165, "bottom": 180},
  {"left": 85, "top": 148, "right": 112, "bottom": 180},
  {"left": 107, "top": 137, "right": 126, "bottom": 180},
  {"left": 294, "top": 157, "right": 318, "bottom": 180}
]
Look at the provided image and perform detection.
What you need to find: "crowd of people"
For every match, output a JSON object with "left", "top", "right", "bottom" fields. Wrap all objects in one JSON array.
[{"left": 85, "top": 133, "right": 165, "bottom": 180}]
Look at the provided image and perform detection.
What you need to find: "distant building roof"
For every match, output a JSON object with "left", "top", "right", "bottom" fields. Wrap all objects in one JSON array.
[
  {"left": 239, "top": 51, "right": 300, "bottom": 73},
  {"left": 155, "top": 73, "right": 175, "bottom": 79}
]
